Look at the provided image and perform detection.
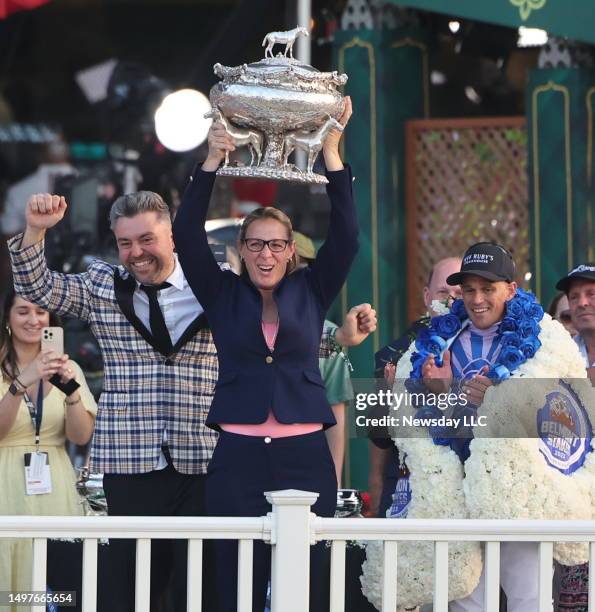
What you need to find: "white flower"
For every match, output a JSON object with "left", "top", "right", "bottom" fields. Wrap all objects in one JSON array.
[
  {"left": 360, "top": 439, "right": 483, "bottom": 609},
  {"left": 430, "top": 299, "right": 450, "bottom": 316}
]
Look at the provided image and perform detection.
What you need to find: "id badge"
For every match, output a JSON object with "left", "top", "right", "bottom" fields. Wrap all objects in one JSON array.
[{"left": 24, "top": 452, "right": 52, "bottom": 495}]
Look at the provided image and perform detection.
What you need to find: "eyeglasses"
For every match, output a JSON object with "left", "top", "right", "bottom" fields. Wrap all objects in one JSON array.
[{"left": 242, "top": 238, "right": 290, "bottom": 253}]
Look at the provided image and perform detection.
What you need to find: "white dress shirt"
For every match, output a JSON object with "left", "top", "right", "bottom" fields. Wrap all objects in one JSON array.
[{"left": 133, "top": 253, "right": 204, "bottom": 345}]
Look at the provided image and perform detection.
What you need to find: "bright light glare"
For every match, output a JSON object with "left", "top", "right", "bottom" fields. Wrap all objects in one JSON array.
[
  {"left": 517, "top": 27, "right": 548, "bottom": 47},
  {"left": 449, "top": 21, "right": 460, "bottom": 34},
  {"left": 525, "top": 272, "right": 533, "bottom": 281},
  {"left": 465, "top": 86, "right": 481, "bottom": 104},
  {"left": 155, "top": 89, "right": 212, "bottom": 152},
  {"left": 431, "top": 70, "right": 447, "bottom": 85}
]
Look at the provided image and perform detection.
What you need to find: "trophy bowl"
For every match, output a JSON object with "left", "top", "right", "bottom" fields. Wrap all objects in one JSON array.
[{"left": 208, "top": 28, "right": 348, "bottom": 184}]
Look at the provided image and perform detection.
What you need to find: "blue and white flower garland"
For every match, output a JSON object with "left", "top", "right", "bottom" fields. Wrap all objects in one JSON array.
[{"left": 409, "top": 287, "right": 545, "bottom": 383}]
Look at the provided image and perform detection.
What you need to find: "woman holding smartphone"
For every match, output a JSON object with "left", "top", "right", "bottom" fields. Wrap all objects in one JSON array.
[
  {"left": 174, "top": 99, "right": 357, "bottom": 611},
  {"left": 0, "top": 288, "right": 96, "bottom": 611}
]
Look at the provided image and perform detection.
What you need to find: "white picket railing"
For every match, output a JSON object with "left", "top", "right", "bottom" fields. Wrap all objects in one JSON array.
[{"left": 1, "top": 489, "right": 595, "bottom": 612}]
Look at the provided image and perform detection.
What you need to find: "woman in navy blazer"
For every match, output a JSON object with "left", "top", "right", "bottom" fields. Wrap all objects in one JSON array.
[{"left": 173, "top": 98, "right": 357, "bottom": 612}]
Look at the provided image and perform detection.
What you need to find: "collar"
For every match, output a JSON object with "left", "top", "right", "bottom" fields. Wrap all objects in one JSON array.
[
  {"left": 574, "top": 334, "right": 595, "bottom": 367},
  {"left": 467, "top": 320, "right": 501, "bottom": 336},
  {"left": 133, "top": 254, "right": 184, "bottom": 291}
]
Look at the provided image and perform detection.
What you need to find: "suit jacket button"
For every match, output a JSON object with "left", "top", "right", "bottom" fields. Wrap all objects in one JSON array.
[{"left": 265, "top": 356, "right": 273, "bottom": 364}]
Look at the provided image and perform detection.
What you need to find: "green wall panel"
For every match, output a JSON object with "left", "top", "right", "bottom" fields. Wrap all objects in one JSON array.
[{"left": 527, "top": 68, "right": 595, "bottom": 308}]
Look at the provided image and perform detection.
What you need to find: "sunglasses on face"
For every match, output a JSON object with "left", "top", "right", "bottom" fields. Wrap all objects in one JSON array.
[{"left": 242, "top": 239, "right": 290, "bottom": 253}]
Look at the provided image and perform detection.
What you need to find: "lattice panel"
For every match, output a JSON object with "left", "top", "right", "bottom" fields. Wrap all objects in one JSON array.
[{"left": 406, "top": 118, "right": 529, "bottom": 321}]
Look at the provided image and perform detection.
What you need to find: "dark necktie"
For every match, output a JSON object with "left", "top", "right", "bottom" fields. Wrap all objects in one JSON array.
[{"left": 140, "top": 282, "right": 173, "bottom": 355}]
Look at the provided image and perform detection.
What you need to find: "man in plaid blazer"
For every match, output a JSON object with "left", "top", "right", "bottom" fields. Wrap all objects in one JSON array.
[{"left": 8, "top": 190, "right": 376, "bottom": 612}]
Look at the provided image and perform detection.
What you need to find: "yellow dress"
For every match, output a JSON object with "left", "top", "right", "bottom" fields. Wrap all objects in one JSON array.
[{"left": 0, "top": 361, "right": 97, "bottom": 610}]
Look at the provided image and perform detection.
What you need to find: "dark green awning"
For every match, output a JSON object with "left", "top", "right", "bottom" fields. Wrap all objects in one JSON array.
[{"left": 387, "top": 0, "right": 595, "bottom": 45}]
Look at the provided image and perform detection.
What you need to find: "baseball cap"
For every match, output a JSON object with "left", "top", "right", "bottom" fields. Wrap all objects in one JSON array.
[
  {"left": 293, "top": 231, "right": 316, "bottom": 261},
  {"left": 555, "top": 263, "right": 595, "bottom": 293},
  {"left": 446, "top": 242, "right": 516, "bottom": 286}
]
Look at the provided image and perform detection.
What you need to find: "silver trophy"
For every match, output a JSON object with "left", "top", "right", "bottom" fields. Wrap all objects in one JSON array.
[{"left": 207, "top": 26, "right": 348, "bottom": 184}]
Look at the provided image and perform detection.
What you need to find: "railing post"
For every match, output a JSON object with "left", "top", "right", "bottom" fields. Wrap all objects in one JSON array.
[{"left": 266, "top": 489, "right": 318, "bottom": 612}]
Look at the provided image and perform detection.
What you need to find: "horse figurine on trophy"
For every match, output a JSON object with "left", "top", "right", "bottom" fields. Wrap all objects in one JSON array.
[
  {"left": 282, "top": 116, "right": 343, "bottom": 175},
  {"left": 205, "top": 107, "right": 264, "bottom": 167},
  {"left": 262, "top": 26, "right": 309, "bottom": 59}
]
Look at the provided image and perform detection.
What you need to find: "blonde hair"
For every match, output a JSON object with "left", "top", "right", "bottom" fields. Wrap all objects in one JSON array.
[{"left": 239, "top": 207, "right": 297, "bottom": 274}]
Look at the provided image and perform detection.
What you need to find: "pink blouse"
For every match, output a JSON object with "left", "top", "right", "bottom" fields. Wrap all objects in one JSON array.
[{"left": 219, "top": 320, "right": 323, "bottom": 437}]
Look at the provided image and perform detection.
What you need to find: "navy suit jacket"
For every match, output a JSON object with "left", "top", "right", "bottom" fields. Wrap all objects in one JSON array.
[{"left": 173, "top": 165, "right": 359, "bottom": 429}]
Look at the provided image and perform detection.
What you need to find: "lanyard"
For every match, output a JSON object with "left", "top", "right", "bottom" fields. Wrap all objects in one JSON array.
[{"left": 22, "top": 381, "right": 44, "bottom": 451}]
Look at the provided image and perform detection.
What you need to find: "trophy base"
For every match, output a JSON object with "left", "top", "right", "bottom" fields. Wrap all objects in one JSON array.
[{"left": 216, "top": 165, "right": 328, "bottom": 185}]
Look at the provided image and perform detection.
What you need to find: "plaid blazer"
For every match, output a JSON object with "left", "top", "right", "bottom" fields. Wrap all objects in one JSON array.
[{"left": 8, "top": 235, "right": 219, "bottom": 475}]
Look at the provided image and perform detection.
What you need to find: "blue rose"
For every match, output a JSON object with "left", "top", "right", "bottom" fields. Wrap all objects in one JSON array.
[
  {"left": 488, "top": 364, "right": 511, "bottom": 383},
  {"left": 427, "top": 335, "right": 447, "bottom": 355},
  {"left": 450, "top": 299, "right": 468, "bottom": 321},
  {"left": 415, "top": 328, "right": 431, "bottom": 351},
  {"left": 520, "top": 337, "right": 541, "bottom": 359},
  {"left": 501, "top": 331, "right": 521, "bottom": 348},
  {"left": 506, "top": 299, "right": 525, "bottom": 319},
  {"left": 432, "top": 314, "right": 462, "bottom": 339},
  {"left": 499, "top": 317, "right": 518, "bottom": 333},
  {"left": 518, "top": 318, "right": 540, "bottom": 339},
  {"left": 516, "top": 288, "right": 534, "bottom": 302},
  {"left": 522, "top": 301, "right": 544, "bottom": 321},
  {"left": 411, "top": 364, "right": 423, "bottom": 379},
  {"left": 410, "top": 351, "right": 428, "bottom": 379},
  {"left": 415, "top": 328, "right": 446, "bottom": 354},
  {"left": 498, "top": 345, "right": 525, "bottom": 371}
]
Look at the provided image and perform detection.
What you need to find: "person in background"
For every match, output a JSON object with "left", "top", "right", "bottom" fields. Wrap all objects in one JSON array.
[
  {"left": 552, "top": 263, "right": 595, "bottom": 612},
  {"left": 294, "top": 231, "right": 355, "bottom": 486},
  {"left": 548, "top": 291, "right": 577, "bottom": 337},
  {"left": 557, "top": 263, "right": 595, "bottom": 377},
  {"left": 368, "top": 256, "right": 461, "bottom": 517},
  {"left": 0, "top": 289, "right": 96, "bottom": 612}
]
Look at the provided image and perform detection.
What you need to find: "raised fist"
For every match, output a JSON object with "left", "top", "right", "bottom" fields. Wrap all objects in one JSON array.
[{"left": 25, "top": 193, "right": 68, "bottom": 230}]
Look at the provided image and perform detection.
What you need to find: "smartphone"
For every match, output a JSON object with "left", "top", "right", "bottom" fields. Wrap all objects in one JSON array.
[{"left": 41, "top": 327, "right": 64, "bottom": 355}]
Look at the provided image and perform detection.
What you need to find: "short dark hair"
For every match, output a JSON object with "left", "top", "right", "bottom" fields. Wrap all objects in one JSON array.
[{"left": 109, "top": 191, "right": 171, "bottom": 230}]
